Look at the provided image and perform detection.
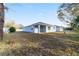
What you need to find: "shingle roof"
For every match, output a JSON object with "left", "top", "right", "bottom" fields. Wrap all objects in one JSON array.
[
  {"left": 24, "top": 22, "right": 53, "bottom": 28},
  {"left": 24, "top": 22, "right": 64, "bottom": 28},
  {"left": 31, "top": 22, "right": 53, "bottom": 26}
]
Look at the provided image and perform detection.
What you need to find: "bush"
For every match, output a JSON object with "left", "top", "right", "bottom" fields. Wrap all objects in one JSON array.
[
  {"left": 9, "top": 27, "right": 16, "bottom": 33},
  {"left": 64, "top": 27, "right": 73, "bottom": 31}
]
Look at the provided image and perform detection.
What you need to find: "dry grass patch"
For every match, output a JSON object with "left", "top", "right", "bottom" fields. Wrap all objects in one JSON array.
[{"left": 0, "top": 32, "right": 79, "bottom": 56}]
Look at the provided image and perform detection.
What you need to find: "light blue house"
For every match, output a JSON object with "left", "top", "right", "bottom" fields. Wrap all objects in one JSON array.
[{"left": 23, "top": 22, "right": 63, "bottom": 33}]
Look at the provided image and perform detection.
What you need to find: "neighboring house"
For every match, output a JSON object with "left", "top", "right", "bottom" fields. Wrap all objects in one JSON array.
[
  {"left": 3, "top": 27, "right": 23, "bottom": 33},
  {"left": 23, "top": 22, "right": 63, "bottom": 33},
  {"left": 3, "top": 27, "right": 9, "bottom": 33},
  {"left": 16, "top": 29, "right": 23, "bottom": 32}
]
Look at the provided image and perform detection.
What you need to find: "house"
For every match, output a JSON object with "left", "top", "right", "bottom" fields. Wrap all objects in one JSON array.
[
  {"left": 3, "top": 27, "right": 9, "bottom": 33},
  {"left": 23, "top": 22, "right": 63, "bottom": 33}
]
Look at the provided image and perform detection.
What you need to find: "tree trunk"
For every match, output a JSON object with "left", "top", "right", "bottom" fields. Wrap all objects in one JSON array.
[{"left": 0, "top": 3, "right": 4, "bottom": 40}]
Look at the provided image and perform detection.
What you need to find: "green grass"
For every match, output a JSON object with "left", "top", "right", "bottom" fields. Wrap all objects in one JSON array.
[
  {"left": 65, "top": 33, "right": 79, "bottom": 41},
  {"left": 0, "top": 32, "right": 79, "bottom": 56}
]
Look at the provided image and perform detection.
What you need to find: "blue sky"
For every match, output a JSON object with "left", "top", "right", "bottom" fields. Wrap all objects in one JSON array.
[{"left": 5, "top": 3, "right": 66, "bottom": 26}]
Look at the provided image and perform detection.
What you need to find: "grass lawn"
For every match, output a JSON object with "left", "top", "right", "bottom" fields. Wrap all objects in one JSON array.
[{"left": 0, "top": 32, "right": 79, "bottom": 56}]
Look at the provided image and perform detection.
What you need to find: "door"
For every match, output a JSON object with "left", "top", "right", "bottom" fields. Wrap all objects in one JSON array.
[{"left": 40, "top": 25, "right": 46, "bottom": 32}]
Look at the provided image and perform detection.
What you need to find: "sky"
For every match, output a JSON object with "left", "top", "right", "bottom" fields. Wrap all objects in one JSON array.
[{"left": 5, "top": 3, "right": 66, "bottom": 27}]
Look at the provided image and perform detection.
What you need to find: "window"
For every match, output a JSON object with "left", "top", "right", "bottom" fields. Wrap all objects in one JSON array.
[
  {"left": 48, "top": 26, "right": 51, "bottom": 30},
  {"left": 34, "top": 25, "right": 38, "bottom": 28},
  {"left": 53, "top": 26, "right": 55, "bottom": 29}
]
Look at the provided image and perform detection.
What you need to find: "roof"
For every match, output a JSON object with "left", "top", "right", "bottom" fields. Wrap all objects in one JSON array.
[
  {"left": 24, "top": 22, "right": 64, "bottom": 28},
  {"left": 32, "top": 22, "right": 53, "bottom": 26},
  {"left": 24, "top": 22, "right": 53, "bottom": 28}
]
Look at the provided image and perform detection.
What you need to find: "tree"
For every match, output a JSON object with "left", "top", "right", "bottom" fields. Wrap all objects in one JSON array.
[
  {"left": 18, "top": 24, "right": 24, "bottom": 29},
  {"left": 0, "top": 3, "right": 5, "bottom": 40},
  {"left": 4, "top": 20, "right": 16, "bottom": 28},
  {"left": 57, "top": 3, "right": 79, "bottom": 31},
  {"left": 0, "top": 3, "right": 8, "bottom": 40},
  {"left": 4, "top": 20, "right": 24, "bottom": 29},
  {"left": 71, "top": 16, "right": 79, "bottom": 32}
]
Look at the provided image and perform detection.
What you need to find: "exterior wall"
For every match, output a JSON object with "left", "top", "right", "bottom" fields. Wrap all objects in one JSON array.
[
  {"left": 3, "top": 28, "right": 9, "bottom": 33},
  {"left": 59, "top": 27, "right": 63, "bottom": 31},
  {"left": 34, "top": 27, "right": 39, "bottom": 33},
  {"left": 46, "top": 26, "right": 53, "bottom": 33},
  {"left": 52, "top": 26, "right": 56, "bottom": 32},
  {"left": 56, "top": 26, "right": 63, "bottom": 32},
  {"left": 16, "top": 29, "right": 23, "bottom": 32},
  {"left": 23, "top": 26, "right": 34, "bottom": 32},
  {"left": 50, "top": 27, "right": 53, "bottom": 32},
  {"left": 56, "top": 26, "right": 61, "bottom": 32},
  {"left": 23, "top": 25, "right": 64, "bottom": 33},
  {"left": 52, "top": 25, "right": 63, "bottom": 32}
]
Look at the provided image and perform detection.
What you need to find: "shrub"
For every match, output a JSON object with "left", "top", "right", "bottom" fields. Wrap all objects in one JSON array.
[
  {"left": 9, "top": 27, "right": 16, "bottom": 33},
  {"left": 64, "top": 27, "right": 73, "bottom": 31}
]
